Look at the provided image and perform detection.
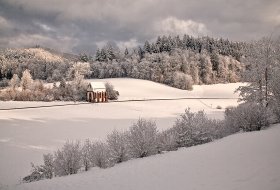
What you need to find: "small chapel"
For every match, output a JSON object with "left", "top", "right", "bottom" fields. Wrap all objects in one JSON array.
[{"left": 86, "top": 82, "right": 108, "bottom": 103}]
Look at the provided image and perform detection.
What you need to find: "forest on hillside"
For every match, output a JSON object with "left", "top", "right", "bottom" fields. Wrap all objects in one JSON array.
[
  {"left": 0, "top": 35, "right": 279, "bottom": 103},
  {"left": 0, "top": 35, "right": 245, "bottom": 90}
]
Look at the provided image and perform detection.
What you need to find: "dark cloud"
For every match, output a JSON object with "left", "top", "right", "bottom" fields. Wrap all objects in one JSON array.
[{"left": 0, "top": 0, "right": 279, "bottom": 54}]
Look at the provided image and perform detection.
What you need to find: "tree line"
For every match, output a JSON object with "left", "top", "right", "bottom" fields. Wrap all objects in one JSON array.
[{"left": 0, "top": 35, "right": 246, "bottom": 93}]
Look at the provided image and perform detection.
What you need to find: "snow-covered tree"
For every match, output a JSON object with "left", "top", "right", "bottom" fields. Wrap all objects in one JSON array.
[
  {"left": 68, "top": 62, "right": 91, "bottom": 79},
  {"left": 105, "top": 82, "right": 119, "bottom": 100},
  {"left": 270, "top": 67, "right": 280, "bottom": 121},
  {"left": 199, "top": 53, "right": 213, "bottom": 84},
  {"left": 53, "top": 141, "right": 81, "bottom": 176},
  {"left": 173, "top": 108, "right": 215, "bottom": 147},
  {"left": 81, "top": 139, "right": 92, "bottom": 171},
  {"left": 107, "top": 130, "right": 129, "bottom": 164},
  {"left": 237, "top": 37, "right": 277, "bottom": 106},
  {"left": 127, "top": 118, "right": 158, "bottom": 158},
  {"left": 173, "top": 72, "right": 193, "bottom": 90},
  {"left": 225, "top": 103, "right": 270, "bottom": 132},
  {"left": 9, "top": 74, "right": 20, "bottom": 89},
  {"left": 90, "top": 141, "right": 110, "bottom": 168},
  {"left": 42, "top": 153, "right": 54, "bottom": 179},
  {"left": 21, "top": 69, "right": 33, "bottom": 90},
  {"left": 157, "top": 129, "right": 177, "bottom": 152}
]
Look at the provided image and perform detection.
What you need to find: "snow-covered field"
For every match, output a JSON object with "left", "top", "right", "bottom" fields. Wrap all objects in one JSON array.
[{"left": 0, "top": 78, "right": 245, "bottom": 188}]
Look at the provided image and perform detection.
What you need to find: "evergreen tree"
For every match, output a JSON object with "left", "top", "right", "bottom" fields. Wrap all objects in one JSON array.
[
  {"left": 105, "top": 43, "right": 115, "bottom": 61},
  {"left": 21, "top": 69, "right": 33, "bottom": 90},
  {"left": 124, "top": 47, "right": 129, "bottom": 56},
  {"left": 143, "top": 41, "right": 151, "bottom": 54},
  {"left": 95, "top": 48, "right": 101, "bottom": 61}
]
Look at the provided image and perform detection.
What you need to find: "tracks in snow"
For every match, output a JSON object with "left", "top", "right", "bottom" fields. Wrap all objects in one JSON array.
[{"left": 0, "top": 97, "right": 238, "bottom": 111}]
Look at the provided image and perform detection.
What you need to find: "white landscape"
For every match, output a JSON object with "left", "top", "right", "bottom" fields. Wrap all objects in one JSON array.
[
  {"left": 0, "top": 78, "right": 279, "bottom": 189},
  {"left": 1, "top": 0, "right": 280, "bottom": 189}
]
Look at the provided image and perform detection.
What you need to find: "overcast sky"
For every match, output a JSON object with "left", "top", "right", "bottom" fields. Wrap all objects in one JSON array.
[{"left": 0, "top": 0, "right": 279, "bottom": 54}]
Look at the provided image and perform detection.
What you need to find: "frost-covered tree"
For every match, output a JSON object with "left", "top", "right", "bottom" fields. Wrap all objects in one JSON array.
[
  {"left": 143, "top": 41, "right": 151, "bottom": 53},
  {"left": 90, "top": 141, "right": 110, "bottom": 168},
  {"left": 70, "top": 72, "right": 88, "bottom": 101},
  {"left": 157, "top": 129, "right": 177, "bottom": 152},
  {"left": 269, "top": 67, "right": 280, "bottom": 121},
  {"left": 21, "top": 69, "right": 33, "bottom": 90},
  {"left": 53, "top": 141, "right": 81, "bottom": 176},
  {"left": 225, "top": 103, "right": 270, "bottom": 131},
  {"left": 81, "top": 139, "right": 92, "bottom": 171},
  {"left": 199, "top": 53, "right": 213, "bottom": 84},
  {"left": 173, "top": 108, "right": 216, "bottom": 147},
  {"left": 9, "top": 74, "right": 20, "bottom": 89},
  {"left": 127, "top": 118, "right": 158, "bottom": 158},
  {"left": 42, "top": 153, "right": 54, "bottom": 179},
  {"left": 107, "top": 130, "right": 129, "bottom": 163},
  {"left": 105, "top": 82, "right": 119, "bottom": 100},
  {"left": 68, "top": 62, "right": 91, "bottom": 79},
  {"left": 238, "top": 37, "right": 278, "bottom": 106},
  {"left": 173, "top": 72, "right": 193, "bottom": 90}
]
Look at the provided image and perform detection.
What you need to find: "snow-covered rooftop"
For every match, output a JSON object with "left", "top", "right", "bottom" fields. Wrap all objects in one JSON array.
[{"left": 87, "top": 82, "right": 106, "bottom": 92}]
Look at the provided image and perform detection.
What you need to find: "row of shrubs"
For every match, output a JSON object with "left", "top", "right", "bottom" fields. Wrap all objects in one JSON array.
[
  {"left": 23, "top": 103, "right": 277, "bottom": 183},
  {"left": 0, "top": 70, "right": 119, "bottom": 101}
]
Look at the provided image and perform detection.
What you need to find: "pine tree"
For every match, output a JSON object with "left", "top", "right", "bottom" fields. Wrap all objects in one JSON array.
[
  {"left": 95, "top": 48, "right": 101, "bottom": 61},
  {"left": 100, "top": 48, "right": 107, "bottom": 62},
  {"left": 105, "top": 43, "right": 115, "bottom": 61},
  {"left": 143, "top": 41, "right": 151, "bottom": 54}
]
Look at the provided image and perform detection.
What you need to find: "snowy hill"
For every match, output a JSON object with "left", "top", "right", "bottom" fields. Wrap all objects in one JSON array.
[
  {"left": 11, "top": 124, "right": 280, "bottom": 190},
  {"left": 0, "top": 78, "right": 244, "bottom": 187}
]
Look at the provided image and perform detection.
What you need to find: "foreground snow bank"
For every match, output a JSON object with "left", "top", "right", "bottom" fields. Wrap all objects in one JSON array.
[{"left": 13, "top": 124, "right": 280, "bottom": 190}]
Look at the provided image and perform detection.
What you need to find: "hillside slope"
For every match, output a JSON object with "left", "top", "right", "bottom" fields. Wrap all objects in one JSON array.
[
  {"left": 12, "top": 124, "right": 280, "bottom": 190},
  {"left": 0, "top": 79, "right": 244, "bottom": 187}
]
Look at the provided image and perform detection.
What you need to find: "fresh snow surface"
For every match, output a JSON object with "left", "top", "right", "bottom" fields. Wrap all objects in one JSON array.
[
  {"left": 0, "top": 78, "right": 245, "bottom": 187},
  {"left": 11, "top": 124, "right": 280, "bottom": 190}
]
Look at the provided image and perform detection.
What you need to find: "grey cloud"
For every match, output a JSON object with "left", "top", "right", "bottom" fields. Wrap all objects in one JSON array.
[{"left": 0, "top": 0, "right": 279, "bottom": 54}]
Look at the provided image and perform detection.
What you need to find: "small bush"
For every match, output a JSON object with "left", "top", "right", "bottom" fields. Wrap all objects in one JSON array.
[
  {"left": 22, "top": 154, "right": 54, "bottom": 183},
  {"left": 216, "top": 105, "right": 222, "bottom": 109}
]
